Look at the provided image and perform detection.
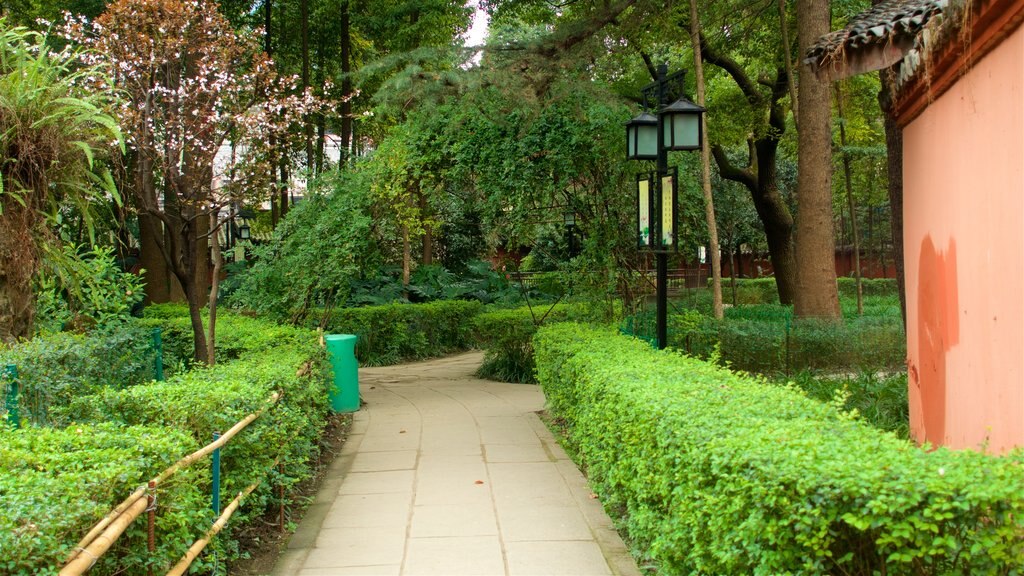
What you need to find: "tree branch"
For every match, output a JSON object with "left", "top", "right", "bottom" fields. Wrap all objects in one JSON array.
[
  {"left": 700, "top": 33, "right": 762, "bottom": 105},
  {"left": 536, "top": 0, "right": 638, "bottom": 58},
  {"left": 712, "top": 144, "right": 757, "bottom": 192}
]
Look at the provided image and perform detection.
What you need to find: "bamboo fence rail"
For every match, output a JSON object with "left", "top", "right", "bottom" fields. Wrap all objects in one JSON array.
[{"left": 59, "top": 391, "right": 281, "bottom": 576}]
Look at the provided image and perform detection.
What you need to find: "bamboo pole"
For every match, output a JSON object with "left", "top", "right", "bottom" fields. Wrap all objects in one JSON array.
[
  {"left": 152, "top": 392, "right": 280, "bottom": 486},
  {"left": 60, "top": 497, "right": 149, "bottom": 576},
  {"left": 165, "top": 480, "right": 262, "bottom": 576},
  {"left": 61, "top": 392, "right": 281, "bottom": 572},
  {"left": 63, "top": 488, "right": 146, "bottom": 565}
]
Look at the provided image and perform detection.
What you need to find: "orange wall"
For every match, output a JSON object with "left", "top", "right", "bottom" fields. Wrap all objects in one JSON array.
[{"left": 903, "top": 25, "right": 1024, "bottom": 453}]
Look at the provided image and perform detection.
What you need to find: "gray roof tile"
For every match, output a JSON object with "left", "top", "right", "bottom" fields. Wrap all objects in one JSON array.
[{"left": 805, "top": 0, "right": 947, "bottom": 71}]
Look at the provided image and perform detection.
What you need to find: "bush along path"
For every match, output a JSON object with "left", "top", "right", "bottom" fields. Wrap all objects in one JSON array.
[
  {"left": 535, "top": 323, "right": 1024, "bottom": 575},
  {"left": 273, "top": 352, "right": 640, "bottom": 576},
  {"left": 0, "top": 305, "right": 332, "bottom": 575}
]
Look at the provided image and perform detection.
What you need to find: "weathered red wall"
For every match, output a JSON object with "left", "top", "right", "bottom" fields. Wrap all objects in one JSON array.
[{"left": 903, "top": 24, "right": 1024, "bottom": 453}]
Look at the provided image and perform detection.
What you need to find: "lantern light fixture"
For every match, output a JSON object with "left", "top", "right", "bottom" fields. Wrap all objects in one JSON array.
[
  {"left": 624, "top": 112, "right": 658, "bottom": 160},
  {"left": 660, "top": 97, "right": 705, "bottom": 151}
]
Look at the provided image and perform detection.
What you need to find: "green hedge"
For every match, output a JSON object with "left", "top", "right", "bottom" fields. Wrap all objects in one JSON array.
[
  {"left": 1, "top": 307, "right": 331, "bottom": 574},
  {"left": 0, "top": 322, "right": 158, "bottom": 426},
  {"left": 663, "top": 298, "right": 905, "bottom": 375},
  {"left": 535, "top": 324, "right": 1024, "bottom": 575},
  {"left": 472, "top": 302, "right": 615, "bottom": 383},
  {"left": 0, "top": 424, "right": 205, "bottom": 575},
  {"left": 313, "top": 300, "right": 483, "bottom": 365},
  {"left": 713, "top": 277, "right": 897, "bottom": 305},
  {"left": 68, "top": 311, "right": 329, "bottom": 526}
]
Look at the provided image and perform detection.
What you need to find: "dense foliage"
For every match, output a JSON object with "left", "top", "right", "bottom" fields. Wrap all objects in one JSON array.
[
  {"left": 0, "top": 305, "right": 331, "bottom": 574},
  {"left": 33, "top": 245, "right": 145, "bottom": 333},
  {"left": 0, "top": 321, "right": 158, "bottom": 426},
  {"left": 0, "top": 23, "right": 122, "bottom": 342},
  {"left": 671, "top": 298, "right": 905, "bottom": 374},
  {"left": 0, "top": 424, "right": 205, "bottom": 575},
  {"left": 535, "top": 324, "right": 1024, "bottom": 575},
  {"left": 315, "top": 300, "right": 483, "bottom": 366}
]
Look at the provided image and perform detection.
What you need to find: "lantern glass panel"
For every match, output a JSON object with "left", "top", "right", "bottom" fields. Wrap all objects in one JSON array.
[
  {"left": 664, "top": 112, "right": 701, "bottom": 150},
  {"left": 635, "top": 123, "right": 658, "bottom": 158},
  {"left": 626, "top": 113, "right": 658, "bottom": 160}
]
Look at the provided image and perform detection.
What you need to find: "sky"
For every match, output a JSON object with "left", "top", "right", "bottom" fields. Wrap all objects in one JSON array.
[{"left": 465, "top": 1, "right": 490, "bottom": 47}]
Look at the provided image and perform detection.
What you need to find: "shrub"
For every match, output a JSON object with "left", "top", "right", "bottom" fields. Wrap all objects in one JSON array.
[
  {"left": 68, "top": 311, "right": 330, "bottom": 508},
  {"left": 225, "top": 172, "right": 375, "bottom": 321},
  {"left": 474, "top": 307, "right": 559, "bottom": 383},
  {"left": 668, "top": 301, "right": 905, "bottom": 375},
  {"left": 535, "top": 324, "right": 1024, "bottom": 575},
  {"left": 473, "top": 303, "right": 607, "bottom": 383},
  {"left": 140, "top": 303, "right": 325, "bottom": 367},
  {"left": 838, "top": 277, "right": 898, "bottom": 297},
  {"left": 2, "top": 307, "right": 332, "bottom": 572},
  {"left": 785, "top": 371, "right": 910, "bottom": 437},
  {"left": 0, "top": 321, "right": 158, "bottom": 426},
  {"left": 713, "top": 277, "right": 898, "bottom": 305},
  {"left": 0, "top": 423, "right": 205, "bottom": 575},
  {"left": 34, "top": 245, "right": 145, "bottom": 333},
  {"left": 315, "top": 300, "right": 482, "bottom": 365}
]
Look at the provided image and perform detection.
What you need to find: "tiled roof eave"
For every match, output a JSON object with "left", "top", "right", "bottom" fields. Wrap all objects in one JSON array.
[{"left": 804, "top": 0, "right": 948, "bottom": 81}]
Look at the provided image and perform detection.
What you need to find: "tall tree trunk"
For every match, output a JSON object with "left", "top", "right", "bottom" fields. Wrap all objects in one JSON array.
[
  {"left": 779, "top": 0, "right": 799, "bottom": 129},
  {"left": 265, "top": 0, "right": 281, "bottom": 228},
  {"left": 279, "top": 159, "right": 290, "bottom": 219},
  {"left": 702, "top": 38, "right": 798, "bottom": 304},
  {"left": 137, "top": 155, "right": 175, "bottom": 303},
  {"left": 836, "top": 82, "right": 864, "bottom": 315},
  {"left": 316, "top": 31, "right": 326, "bottom": 172},
  {"left": 0, "top": 206, "right": 36, "bottom": 342},
  {"left": 207, "top": 212, "right": 221, "bottom": 366},
  {"left": 879, "top": 67, "right": 906, "bottom": 329},
  {"left": 794, "top": 0, "right": 840, "bottom": 319},
  {"left": 689, "top": 0, "right": 724, "bottom": 319},
  {"left": 419, "top": 188, "right": 432, "bottom": 265},
  {"left": 402, "top": 224, "right": 411, "bottom": 287},
  {"left": 301, "top": 0, "right": 314, "bottom": 176},
  {"left": 339, "top": 0, "right": 352, "bottom": 165}
]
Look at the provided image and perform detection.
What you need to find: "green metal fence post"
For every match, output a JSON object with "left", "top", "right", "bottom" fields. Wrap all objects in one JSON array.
[
  {"left": 4, "top": 364, "right": 19, "bottom": 429},
  {"left": 211, "top": 431, "right": 221, "bottom": 517},
  {"left": 152, "top": 328, "right": 164, "bottom": 381}
]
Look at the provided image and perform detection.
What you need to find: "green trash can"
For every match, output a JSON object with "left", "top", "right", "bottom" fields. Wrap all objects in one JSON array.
[{"left": 324, "top": 334, "right": 359, "bottom": 412}]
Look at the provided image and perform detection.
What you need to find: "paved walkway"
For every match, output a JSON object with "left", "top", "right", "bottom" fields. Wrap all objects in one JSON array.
[{"left": 272, "top": 352, "right": 640, "bottom": 576}]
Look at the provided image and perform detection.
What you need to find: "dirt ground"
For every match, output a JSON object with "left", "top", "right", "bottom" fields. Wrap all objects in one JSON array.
[{"left": 228, "top": 412, "right": 352, "bottom": 576}]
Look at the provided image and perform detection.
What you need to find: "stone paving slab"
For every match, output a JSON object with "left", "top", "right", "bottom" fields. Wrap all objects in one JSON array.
[{"left": 272, "top": 352, "right": 640, "bottom": 576}]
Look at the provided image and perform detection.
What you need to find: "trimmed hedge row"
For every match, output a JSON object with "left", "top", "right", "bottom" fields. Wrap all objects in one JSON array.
[
  {"left": 535, "top": 323, "right": 1024, "bottom": 575},
  {"left": 714, "top": 277, "right": 898, "bottom": 304},
  {"left": 0, "top": 322, "right": 158, "bottom": 426},
  {"left": 0, "top": 307, "right": 331, "bottom": 574},
  {"left": 313, "top": 300, "right": 483, "bottom": 366},
  {"left": 673, "top": 314, "right": 905, "bottom": 374},
  {"left": 0, "top": 424, "right": 205, "bottom": 575}
]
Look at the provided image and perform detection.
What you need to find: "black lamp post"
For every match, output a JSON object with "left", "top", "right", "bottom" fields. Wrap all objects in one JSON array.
[
  {"left": 563, "top": 210, "right": 578, "bottom": 258},
  {"left": 625, "top": 64, "right": 705, "bottom": 350}
]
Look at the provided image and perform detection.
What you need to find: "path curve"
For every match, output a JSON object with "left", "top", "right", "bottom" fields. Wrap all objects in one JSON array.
[{"left": 272, "top": 351, "right": 640, "bottom": 576}]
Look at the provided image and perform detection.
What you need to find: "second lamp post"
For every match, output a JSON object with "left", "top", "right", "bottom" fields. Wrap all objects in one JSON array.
[{"left": 625, "top": 64, "right": 705, "bottom": 350}]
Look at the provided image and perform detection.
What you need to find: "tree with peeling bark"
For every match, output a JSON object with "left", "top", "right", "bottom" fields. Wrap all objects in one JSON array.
[{"left": 794, "top": 0, "right": 841, "bottom": 319}]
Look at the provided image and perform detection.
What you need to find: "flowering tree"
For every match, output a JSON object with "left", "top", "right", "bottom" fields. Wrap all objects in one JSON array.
[{"left": 68, "top": 0, "right": 316, "bottom": 362}]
